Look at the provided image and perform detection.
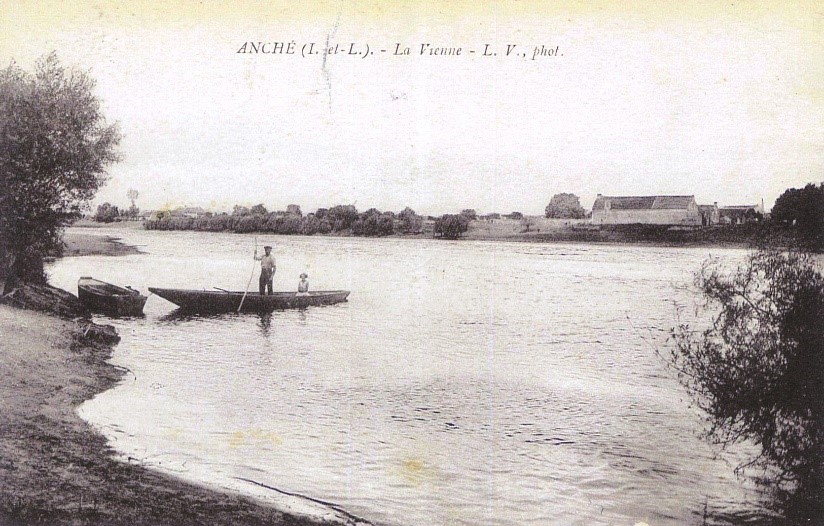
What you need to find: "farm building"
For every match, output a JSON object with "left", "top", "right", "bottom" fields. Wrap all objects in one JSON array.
[
  {"left": 591, "top": 195, "right": 701, "bottom": 226},
  {"left": 136, "top": 209, "right": 155, "bottom": 221},
  {"left": 698, "top": 203, "right": 719, "bottom": 226},
  {"left": 170, "top": 206, "right": 207, "bottom": 218},
  {"left": 719, "top": 204, "right": 764, "bottom": 224}
]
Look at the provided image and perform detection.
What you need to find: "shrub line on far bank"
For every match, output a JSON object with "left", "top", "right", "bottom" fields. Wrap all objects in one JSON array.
[
  {"left": 140, "top": 214, "right": 814, "bottom": 252},
  {"left": 144, "top": 205, "right": 417, "bottom": 237},
  {"left": 142, "top": 205, "right": 481, "bottom": 240}
]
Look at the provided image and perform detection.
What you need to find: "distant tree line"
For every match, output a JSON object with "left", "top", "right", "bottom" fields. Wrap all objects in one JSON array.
[
  {"left": 135, "top": 183, "right": 824, "bottom": 251},
  {"left": 93, "top": 200, "right": 141, "bottom": 222},
  {"left": 93, "top": 203, "right": 122, "bottom": 223},
  {"left": 144, "top": 204, "right": 425, "bottom": 237}
]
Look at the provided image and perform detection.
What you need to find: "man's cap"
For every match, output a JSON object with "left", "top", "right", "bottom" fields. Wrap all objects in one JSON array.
[
  {"left": 264, "top": 245, "right": 272, "bottom": 249},
  {"left": 300, "top": 273, "right": 308, "bottom": 278}
]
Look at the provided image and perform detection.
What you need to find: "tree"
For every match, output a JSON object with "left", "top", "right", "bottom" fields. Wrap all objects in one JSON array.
[
  {"left": 154, "top": 210, "right": 171, "bottom": 221},
  {"left": 327, "top": 205, "right": 359, "bottom": 231},
  {"left": 301, "top": 215, "right": 320, "bottom": 235},
  {"left": 434, "top": 214, "right": 469, "bottom": 239},
  {"left": 460, "top": 208, "right": 477, "bottom": 220},
  {"left": 286, "top": 204, "right": 302, "bottom": 216},
  {"left": 0, "top": 53, "right": 120, "bottom": 284},
  {"left": 232, "top": 205, "right": 251, "bottom": 216},
  {"left": 398, "top": 206, "right": 423, "bottom": 234},
  {"left": 669, "top": 250, "right": 824, "bottom": 511},
  {"left": 249, "top": 203, "right": 268, "bottom": 216},
  {"left": 771, "top": 183, "right": 824, "bottom": 251},
  {"left": 352, "top": 208, "right": 394, "bottom": 237},
  {"left": 94, "top": 202, "right": 120, "bottom": 223},
  {"left": 545, "top": 193, "right": 587, "bottom": 219},
  {"left": 127, "top": 188, "right": 139, "bottom": 218}
]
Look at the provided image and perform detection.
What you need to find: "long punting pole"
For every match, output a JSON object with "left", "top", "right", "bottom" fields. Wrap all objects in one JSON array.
[{"left": 237, "top": 236, "right": 257, "bottom": 312}]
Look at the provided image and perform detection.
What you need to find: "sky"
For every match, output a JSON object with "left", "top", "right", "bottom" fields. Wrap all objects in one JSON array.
[{"left": 1, "top": 1, "right": 822, "bottom": 216}]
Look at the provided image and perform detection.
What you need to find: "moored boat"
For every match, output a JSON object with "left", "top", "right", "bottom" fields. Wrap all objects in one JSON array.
[
  {"left": 148, "top": 287, "right": 350, "bottom": 313},
  {"left": 78, "top": 277, "right": 148, "bottom": 317}
]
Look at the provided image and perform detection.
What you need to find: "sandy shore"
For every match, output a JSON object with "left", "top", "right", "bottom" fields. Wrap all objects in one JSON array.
[
  {"left": 0, "top": 235, "right": 370, "bottom": 525},
  {"left": 62, "top": 232, "right": 142, "bottom": 257}
]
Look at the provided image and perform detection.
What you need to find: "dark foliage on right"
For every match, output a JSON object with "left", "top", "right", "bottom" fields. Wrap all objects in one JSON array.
[
  {"left": 669, "top": 249, "right": 823, "bottom": 520},
  {"left": 770, "top": 182, "right": 824, "bottom": 252}
]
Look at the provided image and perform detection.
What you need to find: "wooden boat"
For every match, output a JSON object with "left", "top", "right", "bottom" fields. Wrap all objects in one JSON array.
[
  {"left": 78, "top": 277, "right": 148, "bottom": 317},
  {"left": 148, "top": 287, "right": 350, "bottom": 313}
]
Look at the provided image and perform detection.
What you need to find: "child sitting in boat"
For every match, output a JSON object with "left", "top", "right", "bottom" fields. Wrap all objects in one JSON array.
[{"left": 297, "top": 273, "right": 309, "bottom": 296}]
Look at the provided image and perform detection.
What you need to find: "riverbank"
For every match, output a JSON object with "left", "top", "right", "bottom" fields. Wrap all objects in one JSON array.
[
  {"left": 0, "top": 305, "right": 365, "bottom": 525},
  {"left": 440, "top": 220, "right": 794, "bottom": 250},
  {"left": 0, "top": 234, "right": 370, "bottom": 525},
  {"left": 139, "top": 214, "right": 800, "bottom": 251},
  {"left": 499, "top": 224, "right": 770, "bottom": 249},
  {"left": 62, "top": 231, "right": 143, "bottom": 257}
]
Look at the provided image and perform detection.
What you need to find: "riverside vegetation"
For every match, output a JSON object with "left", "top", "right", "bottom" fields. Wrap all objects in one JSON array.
[
  {"left": 140, "top": 203, "right": 814, "bottom": 250},
  {"left": 668, "top": 249, "right": 824, "bottom": 521},
  {"left": 143, "top": 204, "right": 473, "bottom": 240}
]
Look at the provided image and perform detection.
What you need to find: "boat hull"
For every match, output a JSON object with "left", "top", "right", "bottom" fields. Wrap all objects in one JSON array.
[
  {"left": 78, "top": 278, "right": 148, "bottom": 317},
  {"left": 148, "top": 287, "right": 350, "bottom": 313}
]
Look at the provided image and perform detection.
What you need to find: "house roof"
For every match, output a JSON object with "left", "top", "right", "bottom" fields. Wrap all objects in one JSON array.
[
  {"left": 698, "top": 204, "right": 717, "bottom": 212},
  {"left": 171, "top": 206, "right": 207, "bottom": 215},
  {"left": 719, "top": 205, "right": 758, "bottom": 211},
  {"left": 719, "top": 206, "right": 760, "bottom": 218},
  {"left": 592, "top": 195, "right": 696, "bottom": 211}
]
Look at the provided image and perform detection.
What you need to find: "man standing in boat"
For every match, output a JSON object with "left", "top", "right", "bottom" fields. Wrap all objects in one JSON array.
[{"left": 254, "top": 245, "right": 275, "bottom": 295}]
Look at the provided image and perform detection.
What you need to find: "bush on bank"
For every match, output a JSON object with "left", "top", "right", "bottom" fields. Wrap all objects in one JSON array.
[
  {"left": 433, "top": 214, "right": 469, "bottom": 239},
  {"left": 669, "top": 249, "right": 824, "bottom": 518}
]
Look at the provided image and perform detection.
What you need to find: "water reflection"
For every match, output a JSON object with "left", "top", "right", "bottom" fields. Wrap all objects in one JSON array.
[
  {"left": 750, "top": 483, "right": 824, "bottom": 526},
  {"left": 699, "top": 483, "right": 823, "bottom": 526},
  {"left": 257, "top": 312, "right": 272, "bottom": 336},
  {"left": 157, "top": 309, "right": 237, "bottom": 323}
]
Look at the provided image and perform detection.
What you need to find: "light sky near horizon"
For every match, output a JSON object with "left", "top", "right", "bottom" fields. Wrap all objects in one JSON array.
[{"left": 1, "top": 1, "right": 822, "bottom": 215}]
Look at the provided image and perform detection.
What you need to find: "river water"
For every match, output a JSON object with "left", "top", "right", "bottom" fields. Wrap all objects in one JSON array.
[{"left": 49, "top": 227, "right": 772, "bottom": 525}]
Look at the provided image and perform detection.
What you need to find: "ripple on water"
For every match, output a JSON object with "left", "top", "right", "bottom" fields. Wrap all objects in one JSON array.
[{"left": 51, "top": 229, "right": 773, "bottom": 526}]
